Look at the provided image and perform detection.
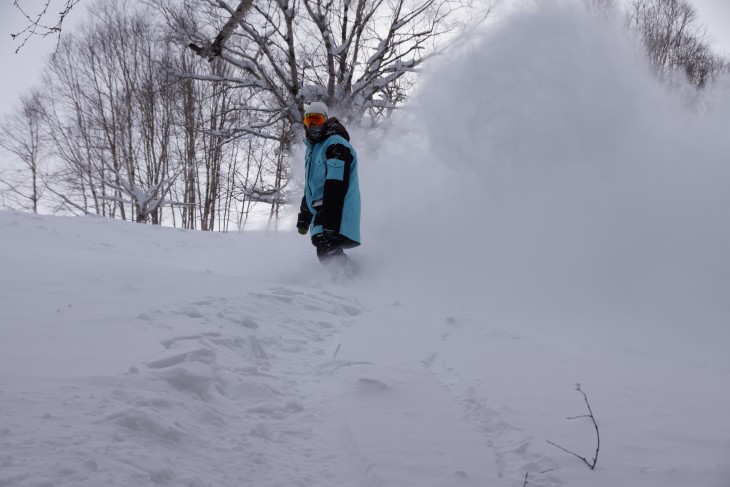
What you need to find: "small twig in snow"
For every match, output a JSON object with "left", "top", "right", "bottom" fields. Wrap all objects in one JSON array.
[{"left": 547, "top": 383, "right": 600, "bottom": 470}]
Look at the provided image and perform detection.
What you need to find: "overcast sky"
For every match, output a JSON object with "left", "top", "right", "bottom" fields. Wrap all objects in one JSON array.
[
  {"left": 0, "top": 1, "right": 84, "bottom": 117},
  {"left": 693, "top": 0, "right": 730, "bottom": 55},
  {"left": 0, "top": 0, "right": 728, "bottom": 124}
]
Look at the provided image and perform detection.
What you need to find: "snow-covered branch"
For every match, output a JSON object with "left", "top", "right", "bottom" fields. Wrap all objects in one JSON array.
[{"left": 188, "top": 0, "right": 255, "bottom": 61}]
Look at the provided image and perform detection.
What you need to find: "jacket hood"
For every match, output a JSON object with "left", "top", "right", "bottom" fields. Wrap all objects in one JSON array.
[{"left": 305, "top": 117, "right": 350, "bottom": 145}]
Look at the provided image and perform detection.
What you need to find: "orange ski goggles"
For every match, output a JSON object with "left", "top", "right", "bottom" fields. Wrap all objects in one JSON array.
[{"left": 303, "top": 112, "right": 327, "bottom": 127}]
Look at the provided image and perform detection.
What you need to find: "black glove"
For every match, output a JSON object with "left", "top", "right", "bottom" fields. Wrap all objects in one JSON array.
[
  {"left": 297, "top": 196, "right": 312, "bottom": 235},
  {"left": 297, "top": 214, "right": 310, "bottom": 235}
]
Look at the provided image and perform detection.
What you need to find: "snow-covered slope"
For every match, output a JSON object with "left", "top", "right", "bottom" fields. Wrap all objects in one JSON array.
[{"left": 2, "top": 2, "right": 730, "bottom": 486}]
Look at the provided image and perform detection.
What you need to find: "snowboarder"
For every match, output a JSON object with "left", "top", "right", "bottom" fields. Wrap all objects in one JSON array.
[{"left": 296, "top": 101, "right": 361, "bottom": 268}]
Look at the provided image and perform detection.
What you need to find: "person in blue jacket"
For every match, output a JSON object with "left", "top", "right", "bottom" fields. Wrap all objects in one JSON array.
[{"left": 296, "top": 101, "right": 361, "bottom": 265}]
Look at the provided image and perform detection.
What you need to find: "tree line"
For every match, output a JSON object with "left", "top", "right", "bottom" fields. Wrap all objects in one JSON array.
[
  {"left": 2, "top": 0, "right": 482, "bottom": 229},
  {"left": 626, "top": 0, "right": 727, "bottom": 89},
  {"left": 1, "top": 0, "right": 726, "bottom": 229}
]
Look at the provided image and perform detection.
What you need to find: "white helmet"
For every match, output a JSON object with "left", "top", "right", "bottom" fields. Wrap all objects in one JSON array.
[{"left": 304, "top": 101, "right": 329, "bottom": 117}]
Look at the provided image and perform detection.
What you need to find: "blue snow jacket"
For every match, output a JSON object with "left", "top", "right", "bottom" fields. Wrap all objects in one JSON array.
[{"left": 302, "top": 118, "right": 361, "bottom": 245}]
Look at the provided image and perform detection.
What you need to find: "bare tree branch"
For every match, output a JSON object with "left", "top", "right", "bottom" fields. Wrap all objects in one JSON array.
[{"left": 11, "top": 0, "right": 81, "bottom": 53}]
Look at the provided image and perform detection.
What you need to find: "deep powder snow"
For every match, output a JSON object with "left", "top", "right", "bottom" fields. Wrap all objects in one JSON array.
[{"left": 2, "top": 2, "right": 730, "bottom": 486}]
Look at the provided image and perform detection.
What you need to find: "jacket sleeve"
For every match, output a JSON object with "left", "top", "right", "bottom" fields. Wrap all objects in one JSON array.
[{"left": 314, "top": 142, "right": 353, "bottom": 233}]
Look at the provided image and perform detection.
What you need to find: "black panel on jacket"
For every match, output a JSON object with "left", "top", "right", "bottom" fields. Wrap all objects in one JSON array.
[
  {"left": 316, "top": 179, "right": 346, "bottom": 232},
  {"left": 316, "top": 143, "right": 352, "bottom": 233},
  {"left": 325, "top": 143, "right": 354, "bottom": 165}
]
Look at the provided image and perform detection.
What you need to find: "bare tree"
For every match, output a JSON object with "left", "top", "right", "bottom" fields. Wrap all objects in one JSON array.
[
  {"left": 20, "top": 0, "right": 272, "bottom": 229},
  {"left": 0, "top": 90, "right": 47, "bottom": 213},
  {"left": 161, "top": 46, "right": 273, "bottom": 231},
  {"left": 39, "top": 0, "right": 199, "bottom": 223},
  {"left": 627, "top": 0, "right": 726, "bottom": 89}
]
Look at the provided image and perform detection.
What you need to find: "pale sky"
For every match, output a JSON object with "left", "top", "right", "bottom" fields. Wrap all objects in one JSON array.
[
  {"left": 0, "top": 0, "right": 85, "bottom": 118},
  {"left": 0, "top": 0, "right": 728, "bottom": 125},
  {"left": 692, "top": 0, "right": 730, "bottom": 56}
]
